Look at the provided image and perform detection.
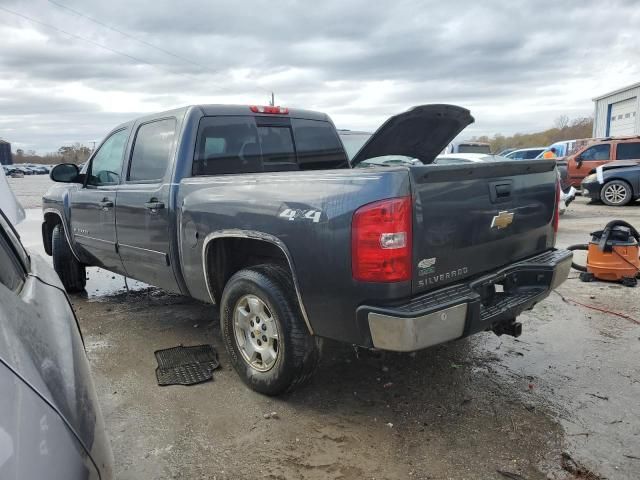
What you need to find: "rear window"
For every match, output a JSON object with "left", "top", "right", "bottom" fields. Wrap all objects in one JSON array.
[
  {"left": 293, "top": 119, "right": 349, "bottom": 169},
  {"left": 617, "top": 142, "right": 640, "bottom": 160},
  {"left": 458, "top": 144, "right": 491, "bottom": 154},
  {"left": 193, "top": 116, "right": 348, "bottom": 176}
]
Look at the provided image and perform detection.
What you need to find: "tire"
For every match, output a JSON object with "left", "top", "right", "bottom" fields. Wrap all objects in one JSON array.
[
  {"left": 600, "top": 180, "right": 632, "bottom": 206},
  {"left": 220, "top": 264, "right": 321, "bottom": 395},
  {"left": 52, "top": 224, "right": 86, "bottom": 293}
]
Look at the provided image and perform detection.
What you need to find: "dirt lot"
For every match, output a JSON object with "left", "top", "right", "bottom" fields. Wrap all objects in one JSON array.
[{"left": 11, "top": 175, "right": 640, "bottom": 480}]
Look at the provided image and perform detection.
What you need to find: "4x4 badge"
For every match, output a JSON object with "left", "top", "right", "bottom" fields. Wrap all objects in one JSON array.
[{"left": 491, "top": 211, "right": 514, "bottom": 229}]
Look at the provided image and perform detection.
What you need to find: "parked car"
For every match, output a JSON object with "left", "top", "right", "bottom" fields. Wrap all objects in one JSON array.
[
  {"left": 504, "top": 147, "right": 545, "bottom": 160},
  {"left": 497, "top": 148, "right": 517, "bottom": 156},
  {"left": 537, "top": 139, "right": 589, "bottom": 159},
  {"left": 0, "top": 198, "right": 114, "bottom": 478},
  {"left": 443, "top": 140, "right": 492, "bottom": 154},
  {"left": 566, "top": 136, "right": 640, "bottom": 187},
  {"left": 43, "top": 103, "right": 571, "bottom": 395},
  {"left": 581, "top": 160, "right": 640, "bottom": 206},
  {"left": 30, "top": 165, "right": 49, "bottom": 174}
]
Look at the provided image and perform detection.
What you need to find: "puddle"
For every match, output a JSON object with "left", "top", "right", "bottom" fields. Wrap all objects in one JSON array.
[
  {"left": 17, "top": 209, "right": 150, "bottom": 299},
  {"left": 472, "top": 288, "right": 640, "bottom": 479}
]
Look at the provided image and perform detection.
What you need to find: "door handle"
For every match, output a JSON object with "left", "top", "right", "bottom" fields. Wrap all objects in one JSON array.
[
  {"left": 495, "top": 184, "right": 511, "bottom": 198},
  {"left": 99, "top": 199, "right": 114, "bottom": 209},
  {"left": 144, "top": 199, "right": 165, "bottom": 211}
]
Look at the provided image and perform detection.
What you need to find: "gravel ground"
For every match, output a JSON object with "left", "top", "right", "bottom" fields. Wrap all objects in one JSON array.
[{"left": 12, "top": 175, "right": 640, "bottom": 479}]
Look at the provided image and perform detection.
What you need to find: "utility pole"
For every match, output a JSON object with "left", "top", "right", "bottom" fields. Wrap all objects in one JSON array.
[{"left": 269, "top": 92, "right": 275, "bottom": 106}]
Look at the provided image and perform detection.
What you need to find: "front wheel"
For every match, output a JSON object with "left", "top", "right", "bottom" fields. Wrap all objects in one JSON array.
[
  {"left": 600, "top": 180, "right": 632, "bottom": 206},
  {"left": 220, "top": 264, "right": 321, "bottom": 395},
  {"left": 52, "top": 224, "right": 86, "bottom": 292}
]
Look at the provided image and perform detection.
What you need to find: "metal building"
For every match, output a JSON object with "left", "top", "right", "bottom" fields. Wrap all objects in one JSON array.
[
  {"left": 593, "top": 82, "right": 640, "bottom": 138},
  {"left": 0, "top": 140, "right": 12, "bottom": 166}
]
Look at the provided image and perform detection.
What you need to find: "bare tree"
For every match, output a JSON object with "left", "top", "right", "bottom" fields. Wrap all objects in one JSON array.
[{"left": 554, "top": 115, "right": 570, "bottom": 129}]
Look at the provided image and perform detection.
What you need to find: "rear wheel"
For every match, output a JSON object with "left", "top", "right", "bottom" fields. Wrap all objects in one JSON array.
[
  {"left": 220, "top": 264, "right": 321, "bottom": 395},
  {"left": 52, "top": 224, "right": 86, "bottom": 292},
  {"left": 600, "top": 180, "right": 632, "bottom": 206}
]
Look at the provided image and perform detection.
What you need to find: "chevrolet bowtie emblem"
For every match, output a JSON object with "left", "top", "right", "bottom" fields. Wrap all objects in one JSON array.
[{"left": 491, "top": 211, "right": 514, "bottom": 229}]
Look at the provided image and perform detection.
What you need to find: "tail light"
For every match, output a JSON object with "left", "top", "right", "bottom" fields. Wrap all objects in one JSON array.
[
  {"left": 249, "top": 105, "right": 289, "bottom": 114},
  {"left": 352, "top": 197, "right": 412, "bottom": 282},
  {"left": 553, "top": 180, "right": 560, "bottom": 239}
]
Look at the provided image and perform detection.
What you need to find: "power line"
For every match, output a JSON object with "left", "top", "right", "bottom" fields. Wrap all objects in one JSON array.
[
  {"left": 48, "top": 0, "right": 203, "bottom": 69},
  {"left": 0, "top": 5, "right": 194, "bottom": 81},
  {"left": 47, "top": 0, "right": 273, "bottom": 96},
  {"left": 0, "top": 5, "right": 273, "bottom": 101}
]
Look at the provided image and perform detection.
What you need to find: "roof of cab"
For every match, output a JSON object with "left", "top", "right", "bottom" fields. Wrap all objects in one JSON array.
[
  {"left": 197, "top": 104, "right": 329, "bottom": 121},
  {"left": 106, "top": 104, "right": 331, "bottom": 139}
]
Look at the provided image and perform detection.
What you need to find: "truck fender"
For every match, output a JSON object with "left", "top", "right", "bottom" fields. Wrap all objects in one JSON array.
[
  {"left": 43, "top": 205, "right": 82, "bottom": 263},
  {"left": 201, "top": 230, "right": 314, "bottom": 335}
]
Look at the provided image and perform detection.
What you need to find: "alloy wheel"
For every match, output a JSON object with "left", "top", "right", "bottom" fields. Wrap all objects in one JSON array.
[
  {"left": 603, "top": 184, "right": 627, "bottom": 205},
  {"left": 233, "top": 294, "right": 280, "bottom": 372}
]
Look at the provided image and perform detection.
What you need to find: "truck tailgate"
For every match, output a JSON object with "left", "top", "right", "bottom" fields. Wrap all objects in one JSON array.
[{"left": 410, "top": 160, "right": 557, "bottom": 294}]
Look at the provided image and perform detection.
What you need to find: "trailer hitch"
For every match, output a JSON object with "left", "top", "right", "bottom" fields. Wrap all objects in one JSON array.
[{"left": 491, "top": 319, "right": 522, "bottom": 338}]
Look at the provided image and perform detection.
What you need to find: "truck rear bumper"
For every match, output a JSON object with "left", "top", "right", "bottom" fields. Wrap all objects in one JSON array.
[{"left": 359, "top": 249, "right": 572, "bottom": 352}]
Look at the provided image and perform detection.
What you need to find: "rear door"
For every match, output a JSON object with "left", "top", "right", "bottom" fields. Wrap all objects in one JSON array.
[
  {"left": 69, "top": 128, "right": 128, "bottom": 272},
  {"left": 568, "top": 142, "right": 612, "bottom": 185},
  {"left": 115, "top": 118, "right": 180, "bottom": 292}
]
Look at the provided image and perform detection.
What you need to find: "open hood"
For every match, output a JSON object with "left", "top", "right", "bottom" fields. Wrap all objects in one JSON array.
[{"left": 351, "top": 104, "right": 474, "bottom": 166}]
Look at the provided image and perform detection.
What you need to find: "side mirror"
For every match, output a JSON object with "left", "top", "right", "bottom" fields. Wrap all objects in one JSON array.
[
  {"left": 50, "top": 163, "right": 81, "bottom": 183},
  {"left": 575, "top": 156, "right": 582, "bottom": 168}
]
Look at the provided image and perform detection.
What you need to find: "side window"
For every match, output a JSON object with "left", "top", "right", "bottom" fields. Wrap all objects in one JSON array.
[
  {"left": 128, "top": 119, "right": 176, "bottom": 182},
  {"left": 580, "top": 144, "right": 610, "bottom": 161},
  {"left": 617, "top": 142, "right": 640, "bottom": 160},
  {"left": 88, "top": 129, "right": 129, "bottom": 186},
  {"left": 292, "top": 119, "right": 349, "bottom": 169}
]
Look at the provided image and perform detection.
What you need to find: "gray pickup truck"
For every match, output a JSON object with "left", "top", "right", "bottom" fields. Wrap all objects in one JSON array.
[{"left": 43, "top": 104, "right": 572, "bottom": 395}]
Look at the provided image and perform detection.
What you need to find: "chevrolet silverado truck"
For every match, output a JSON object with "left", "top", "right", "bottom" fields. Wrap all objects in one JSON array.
[{"left": 42, "top": 104, "right": 572, "bottom": 395}]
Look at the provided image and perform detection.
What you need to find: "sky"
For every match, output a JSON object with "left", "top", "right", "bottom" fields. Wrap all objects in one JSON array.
[{"left": 0, "top": 0, "right": 639, "bottom": 153}]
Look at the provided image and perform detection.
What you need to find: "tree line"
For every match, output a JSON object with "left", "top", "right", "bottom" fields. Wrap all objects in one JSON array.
[
  {"left": 12, "top": 143, "right": 92, "bottom": 165},
  {"left": 471, "top": 116, "right": 594, "bottom": 153}
]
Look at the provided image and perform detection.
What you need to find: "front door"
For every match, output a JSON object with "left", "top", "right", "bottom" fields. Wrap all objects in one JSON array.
[
  {"left": 115, "top": 118, "right": 180, "bottom": 292},
  {"left": 69, "top": 128, "right": 129, "bottom": 273},
  {"left": 568, "top": 143, "right": 612, "bottom": 186}
]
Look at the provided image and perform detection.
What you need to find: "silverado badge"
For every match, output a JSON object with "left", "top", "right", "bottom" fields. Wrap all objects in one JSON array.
[{"left": 491, "top": 211, "right": 514, "bottom": 229}]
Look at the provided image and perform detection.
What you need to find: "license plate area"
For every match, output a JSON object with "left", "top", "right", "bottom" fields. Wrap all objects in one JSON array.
[{"left": 472, "top": 269, "right": 550, "bottom": 317}]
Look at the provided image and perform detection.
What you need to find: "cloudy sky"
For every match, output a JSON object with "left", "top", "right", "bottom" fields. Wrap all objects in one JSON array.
[{"left": 0, "top": 0, "right": 639, "bottom": 153}]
